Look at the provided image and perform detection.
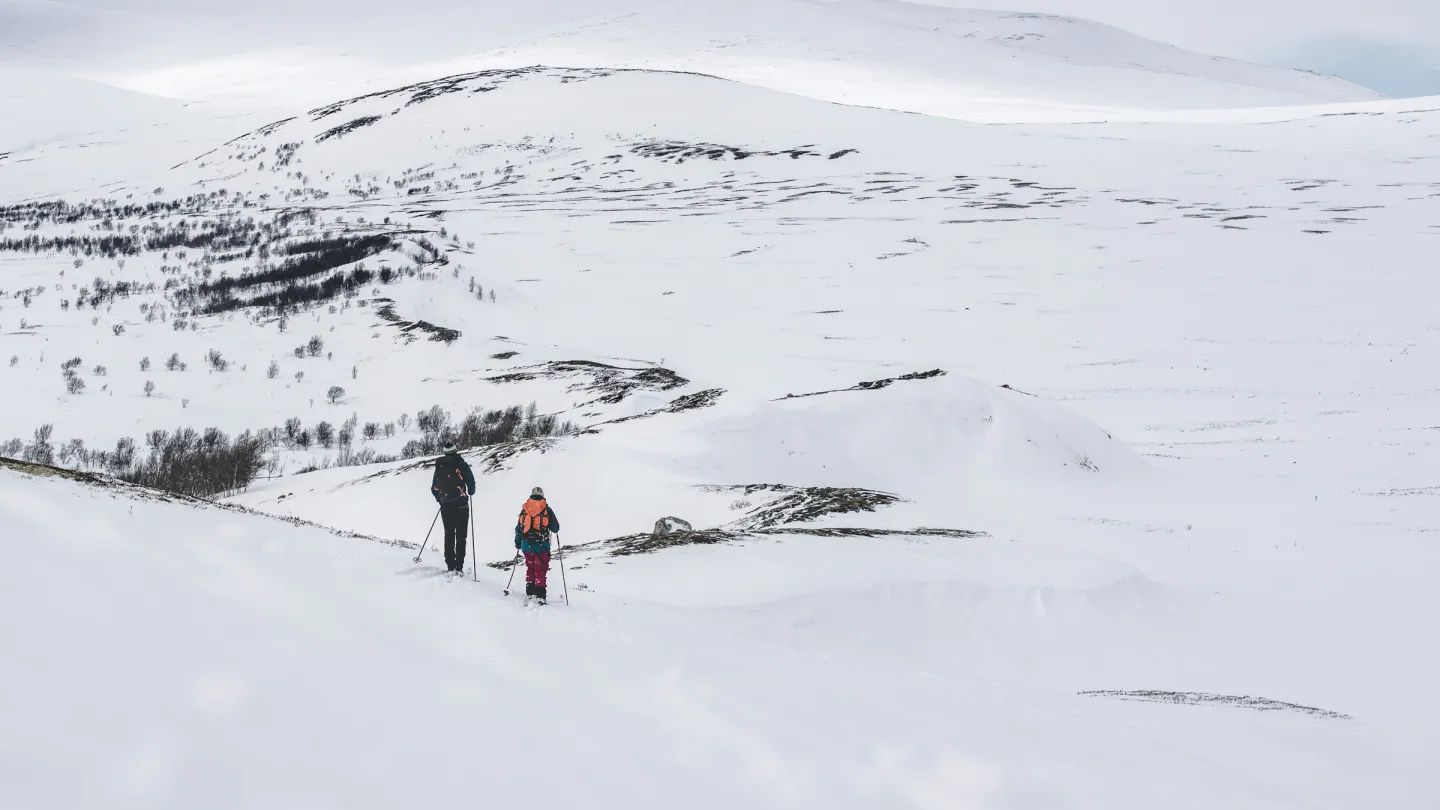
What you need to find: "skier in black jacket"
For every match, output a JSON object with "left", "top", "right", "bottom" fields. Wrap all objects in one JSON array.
[{"left": 431, "top": 442, "right": 477, "bottom": 573}]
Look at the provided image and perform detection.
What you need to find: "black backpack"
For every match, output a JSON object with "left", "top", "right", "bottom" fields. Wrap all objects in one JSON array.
[{"left": 431, "top": 458, "right": 468, "bottom": 505}]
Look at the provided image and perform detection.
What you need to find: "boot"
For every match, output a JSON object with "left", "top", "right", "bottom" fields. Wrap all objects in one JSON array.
[
  {"left": 535, "top": 585, "right": 547, "bottom": 604},
  {"left": 525, "top": 582, "right": 535, "bottom": 597}
]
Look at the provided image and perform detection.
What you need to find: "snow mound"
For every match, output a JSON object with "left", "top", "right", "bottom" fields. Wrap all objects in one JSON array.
[
  {"left": 722, "top": 549, "right": 1170, "bottom": 678},
  {"left": 653, "top": 371, "right": 1144, "bottom": 496}
]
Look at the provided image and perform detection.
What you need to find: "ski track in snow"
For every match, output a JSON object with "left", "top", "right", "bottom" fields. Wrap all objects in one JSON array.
[{"left": 1, "top": 52, "right": 1438, "bottom": 810}]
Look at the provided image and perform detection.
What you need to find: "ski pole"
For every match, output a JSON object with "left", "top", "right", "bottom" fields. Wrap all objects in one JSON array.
[
  {"left": 502, "top": 553, "right": 521, "bottom": 595},
  {"left": 413, "top": 507, "right": 441, "bottom": 564},
  {"left": 555, "top": 532, "right": 569, "bottom": 606},
  {"left": 469, "top": 496, "right": 478, "bottom": 582}
]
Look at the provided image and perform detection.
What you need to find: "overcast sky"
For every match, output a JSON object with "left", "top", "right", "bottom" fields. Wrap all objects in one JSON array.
[{"left": 1, "top": 0, "right": 1437, "bottom": 97}]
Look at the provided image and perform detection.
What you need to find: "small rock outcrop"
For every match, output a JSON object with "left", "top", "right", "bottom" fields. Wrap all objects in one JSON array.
[{"left": 652, "top": 516, "right": 693, "bottom": 537}]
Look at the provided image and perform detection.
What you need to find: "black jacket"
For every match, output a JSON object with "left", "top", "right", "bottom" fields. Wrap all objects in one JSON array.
[{"left": 431, "top": 453, "right": 476, "bottom": 504}]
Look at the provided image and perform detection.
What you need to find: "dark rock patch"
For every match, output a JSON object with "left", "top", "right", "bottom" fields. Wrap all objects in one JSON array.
[
  {"left": 1080, "top": 690, "right": 1352, "bottom": 720},
  {"left": 631, "top": 139, "right": 851, "bottom": 165},
  {"left": 486, "top": 360, "right": 688, "bottom": 406},
  {"left": 716, "top": 485, "right": 904, "bottom": 530},
  {"left": 315, "top": 115, "right": 383, "bottom": 143},
  {"left": 374, "top": 300, "right": 460, "bottom": 344},
  {"left": 778, "top": 369, "right": 945, "bottom": 400}
]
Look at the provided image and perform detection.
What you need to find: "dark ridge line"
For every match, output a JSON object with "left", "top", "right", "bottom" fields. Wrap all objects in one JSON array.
[
  {"left": 1079, "top": 690, "right": 1353, "bottom": 720},
  {"left": 778, "top": 369, "right": 946, "bottom": 400}
]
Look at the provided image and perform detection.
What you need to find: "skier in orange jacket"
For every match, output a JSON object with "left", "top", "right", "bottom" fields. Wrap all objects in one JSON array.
[{"left": 515, "top": 487, "right": 560, "bottom": 604}]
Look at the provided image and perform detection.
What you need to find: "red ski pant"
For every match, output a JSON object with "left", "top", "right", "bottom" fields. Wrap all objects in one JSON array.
[{"left": 524, "top": 552, "right": 550, "bottom": 587}]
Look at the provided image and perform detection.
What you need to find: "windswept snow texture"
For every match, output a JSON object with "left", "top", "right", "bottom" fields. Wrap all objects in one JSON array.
[{"left": 1, "top": 61, "right": 1438, "bottom": 809}]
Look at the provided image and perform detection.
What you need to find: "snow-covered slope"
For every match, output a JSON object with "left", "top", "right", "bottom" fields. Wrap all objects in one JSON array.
[
  {"left": 0, "top": 70, "right": 195, "bottom": 152},
  {"left": 94, "top": 2, "right": 1379, "bottom": 118},
  {"left": 3, "top": 67, "right": 1434, "bottom": 472},
  {"left": 0, "top": 70, "right": 267, "bottom": 197},
  {"left": 2, "top": 61, "right": 1438, "bottom": 808},
  {"left": 472, "top": 2, "right": 1381, "bottom": 117},
  {"left": 3, "top": 459, "right": 1430, "bottom": 808}
]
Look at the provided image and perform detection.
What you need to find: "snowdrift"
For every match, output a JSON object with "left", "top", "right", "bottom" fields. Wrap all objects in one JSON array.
[{"left": 665, "top": 373, "right": 1144, "bottom": 495}]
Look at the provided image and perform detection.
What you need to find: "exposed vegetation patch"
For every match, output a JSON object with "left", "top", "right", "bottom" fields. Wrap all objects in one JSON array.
[
  {"left": 0, "top": 197, "right": 238, "bottom": 229},
  {"left": 1079, "top": 691, "right": 1352, "bottom": 720},
  {"left": 355, "top": 436, "right": 561, "bottom": 493},
  {"left": 2, "top": 424, "right": 265, "bottom": 498},
  {"left": 710, "top": 485, "right": 905, "bottom": 530},
  {"left": 775, "top": 527, "right": 985, "bottom": 538},
  {"left": 187, "top": 233, "right": 393, "bottom": 314},
  {"left": 307, "top": 67, "right": 616, "bottom": 120},
  {"left": 501, "top": 483, "right": 980, "bottom": 564},
  {"left": 541, "top": 522, "right": 986, "bottom": 564},
  {"left": 315, "top": 115, "right": 383, "bottom": 143},
  {"left": 253, "top": 118, "right": 295, "bottom": 137},
  {"left": 393, "top": 403, "right": 573, "bottom": 460},
  {"left": 0, "top": 199, "right": 435, "bottom": 323},
  {"left": 630, "top": 139, "right": 854, "bottom": 164},
  {"left": 661, "top": 388, "right": 724, "bottom": 413},
  {"left": 0, "top": 456, "right": 413, "bottom": 549},
  {"left": 336, "top": 403, "right": 577, "bottom": 490},
  {"left": 0, "top": 456, "right": 106, "bottom": 485},
  {"left": 0, "top": 202, "right": 291, "bottom": 260},
  {"left": 556, "top": 530, "right": 741, "bottom": 559},
  {"left": 601, "top": 388, "right": 726, "bottom": 426},
  {"left": 5, "top": 396, "right": 578, "bottom": 502},
  {"left": 374, "top": 300, "right": 461, "bottom": 344},
  {"left": 777, "top": 369, "right": 946, "bottom": 400},
  {"left": 486, "top": 360, "right": 689, "bottom": 406}
]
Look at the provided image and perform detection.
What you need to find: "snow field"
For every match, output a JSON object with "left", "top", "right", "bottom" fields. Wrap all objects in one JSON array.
[
  {"left": 4, "top": 465, "right": 1430, "bottom": 809},
  {"left": 0, "top": 35, "right": 1437, "bottom": 809}
]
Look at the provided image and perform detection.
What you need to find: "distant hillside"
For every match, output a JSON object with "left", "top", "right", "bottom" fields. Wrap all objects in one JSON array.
[
  {"left": 0, "top": 70, "right": 193, "bottom": 151},
  {"left": 479, "top": 2, "right": 1383, "bottom": 117},
  {"left": 64, "top": 1, "right": 1382, "bottom": 120}
]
